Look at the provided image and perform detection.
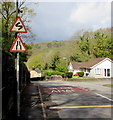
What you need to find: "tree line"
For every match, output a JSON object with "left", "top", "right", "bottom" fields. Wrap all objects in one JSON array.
[{"left": 70, "top": 28, "right": 113, "bottom": 62}]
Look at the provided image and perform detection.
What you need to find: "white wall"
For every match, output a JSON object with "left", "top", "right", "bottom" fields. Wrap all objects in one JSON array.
[
  {"left": 111, "top": 62, "right": 113, "bottom": 78},
  {"left": 68, "top": 63, "right": 73, "bottom": 72},
  {"left": 68, "top": 63, "right": 81, "bottom": 75},
  {"left": 73, "top": 69, "right": 81, "bottom": 75},
  {"left": 90, "top": 59, "right": 113, "bottom": 78}
]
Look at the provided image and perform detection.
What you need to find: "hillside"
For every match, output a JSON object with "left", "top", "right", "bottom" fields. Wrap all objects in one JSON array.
[
  {"left": 26, "top": 40, "right": 79, "bottom": 69},
  {"left": 26, "top": 28, "right": 112, "bottom": 70}
]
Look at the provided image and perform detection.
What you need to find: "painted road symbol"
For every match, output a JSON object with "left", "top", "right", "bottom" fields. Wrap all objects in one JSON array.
[
  {"left": 10, "top": 16, "right": 27, "bottom": 33},
  {"left": 10, "top": 36, "right": 26, "bottom": 52},
  {"left": 43, "top": 87, "right": 89, "bottom": 94}
]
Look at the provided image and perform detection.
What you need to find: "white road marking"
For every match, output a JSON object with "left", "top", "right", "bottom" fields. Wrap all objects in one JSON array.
[{"left": 95, "top": 93, "right": 113, "bottom": 102}]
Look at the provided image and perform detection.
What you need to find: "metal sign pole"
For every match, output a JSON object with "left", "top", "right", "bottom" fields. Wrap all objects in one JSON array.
[
  {"left": 17, "top": 52, "right": 20, "bottom": 116},
  {"left": 9, "top": 0, "right": 27, "bottom": 116},
  {"left": 16, "top": 0, "right": 20, "bottom": 117}
]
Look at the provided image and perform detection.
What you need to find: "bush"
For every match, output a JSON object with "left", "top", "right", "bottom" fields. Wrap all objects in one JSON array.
[
  {"left": 44, "top": 70, "right": 65, "bottom": 79},
  {"left": 51, "top": 75, "right": 62, "bottom": 78},
  {"left": 61, "top": 73, "right": 66, "bottom": 78},
  {"left": 77, "top": 71, "right": 84, "bottom": 77},
  {"left": 66, "top": 72, "right": 73, "bottom": 78},
  {"left": 55, "top": 66, "right": 66, "bottom": 73},
  {"left": 74, "top": 74, "right": 78, "bottom": 76}
]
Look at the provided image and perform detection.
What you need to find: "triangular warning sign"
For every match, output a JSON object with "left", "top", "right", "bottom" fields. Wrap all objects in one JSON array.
[
  {"left": 10, "top": 36, "right": 26, "bottom": 52},
  {"left": 10, "top": 16, "right": 27, "bottom": 33}
]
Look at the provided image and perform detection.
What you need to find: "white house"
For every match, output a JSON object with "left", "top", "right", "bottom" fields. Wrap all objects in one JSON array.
[
  {"left": 29, "top": 69, "right": 41, "bottom": 78},
  {"left": 68, "top": 58, "right": 113, "bottom": 78}
]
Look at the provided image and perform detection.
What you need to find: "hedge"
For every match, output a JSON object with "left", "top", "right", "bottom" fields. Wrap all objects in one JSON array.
[
  {"left": 77, "top": 71, "right": 84, "bottom": 77},
  {"left": 66, "top": 72, "right": 73, "bottom": 78}
]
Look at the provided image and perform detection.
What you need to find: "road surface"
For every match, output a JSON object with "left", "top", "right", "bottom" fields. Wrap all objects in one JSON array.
[{"left": 32, "top": 79, "right": 113, "bottom": 119}]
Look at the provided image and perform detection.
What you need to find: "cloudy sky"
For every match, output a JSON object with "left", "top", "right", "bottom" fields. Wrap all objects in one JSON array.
[{"left": 28, "top": 0, "right": 112, "bottom": 43}]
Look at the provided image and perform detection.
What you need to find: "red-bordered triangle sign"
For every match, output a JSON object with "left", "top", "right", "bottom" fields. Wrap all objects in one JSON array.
[
  {"left": 10, "top": 16, "right": 27, "bottom": 33},
  {"left": 10, "top": 36, "right": 26, "bottom": 52}
]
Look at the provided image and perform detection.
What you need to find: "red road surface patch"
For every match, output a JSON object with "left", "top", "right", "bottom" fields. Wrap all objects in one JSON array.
[{"left": 43, "top": 87, "right": 89, "bottom": 94}]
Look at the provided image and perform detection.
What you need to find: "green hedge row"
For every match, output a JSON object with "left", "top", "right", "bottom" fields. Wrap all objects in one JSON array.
[{"left": 44, "top": 70, "right": 73, "bottom": 79}]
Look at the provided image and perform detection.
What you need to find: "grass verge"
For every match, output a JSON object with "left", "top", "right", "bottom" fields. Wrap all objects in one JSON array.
[
  {"left": 103, "top": 84, "right": 113, "bottom": 87},
  {"left": 72, "top": 76, "right": 95, "bottom": 79}
]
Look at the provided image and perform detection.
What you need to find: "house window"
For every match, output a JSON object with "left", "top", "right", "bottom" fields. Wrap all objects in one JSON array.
[
  {"left": 87, "top": 69, "right": 90, "bottom": 73},
  {"left": 104, "top": 69, "right": 110, "bottom": 77},
  {"left": 81, "top": 68, "right": 86, "bottom": 72},
  {"left": 95, "top": 68, "right": 101, "bottom": 75},
  {"left": 107, "top": 69, "right": 110, "bottom": 76}
]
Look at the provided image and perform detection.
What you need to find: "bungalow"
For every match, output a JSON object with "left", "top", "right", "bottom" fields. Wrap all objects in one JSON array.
[{"left": 68, "top": 58, "right": 113, "bottom": 78}]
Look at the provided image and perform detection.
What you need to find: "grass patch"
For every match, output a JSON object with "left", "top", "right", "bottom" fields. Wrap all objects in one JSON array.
[
  {"left": 103, "top": 84, "right": 113, "bottom": 87},
  {"left": 72, "top": 76, "right": 95, "bottom": 79}
]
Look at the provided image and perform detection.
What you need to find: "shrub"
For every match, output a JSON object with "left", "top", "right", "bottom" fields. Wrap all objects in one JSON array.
[
  {"left": 66, "top": 72, "right": 73, "bottom": 78},
  {"left": 51, "top": 75, "right": 62, "bottom": 78},
  {"left": 44, "top": 70, "right": 65, "bottom": 78},
  {"left": 77, "top": 71, "right": 84, "bottom": 77},
  {"left": 74, "top": 74, "right": 78, "bottom": 76},
  {"left": 45, "top": 70, "right": 54, "bottom": 76},
  {"left": 61, "top": 73, "right": 66, "bottom": 78}
]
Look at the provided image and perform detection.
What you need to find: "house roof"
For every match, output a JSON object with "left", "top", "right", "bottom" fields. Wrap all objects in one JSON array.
[
  {"left": 71, "top": 58, "right": 109, "bottom": 69},
  {"left": 35, "top": 69, "right": 41, "bottom": 73}
]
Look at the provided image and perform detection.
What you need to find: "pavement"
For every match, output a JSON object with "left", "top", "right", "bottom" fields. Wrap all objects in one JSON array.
[{"left": 19, "top": 82, "right": 43, "bottom": 120}]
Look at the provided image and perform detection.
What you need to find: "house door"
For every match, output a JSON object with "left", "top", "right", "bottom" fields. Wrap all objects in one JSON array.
[{"left": 104, "top": 69, "right": 110, "bottom": 78}]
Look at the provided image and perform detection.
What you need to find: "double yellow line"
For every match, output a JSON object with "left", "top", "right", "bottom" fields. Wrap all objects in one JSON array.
[{"left": 49, "top": 105, "right": 113, "bottom": 109}]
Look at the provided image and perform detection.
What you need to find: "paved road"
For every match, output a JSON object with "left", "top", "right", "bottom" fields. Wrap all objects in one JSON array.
[{"left": 33, "top": 79, "right": 113, "bottom": 119}]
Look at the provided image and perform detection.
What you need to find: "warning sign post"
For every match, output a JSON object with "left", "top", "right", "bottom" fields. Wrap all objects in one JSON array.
[{"left": 10, "top": 15, "right": 27, "bottom": 117}]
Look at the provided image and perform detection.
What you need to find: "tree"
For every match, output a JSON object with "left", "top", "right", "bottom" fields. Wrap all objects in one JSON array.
[
  {"left": 75, "top": 31, "right": 93, "bottom": 61},
  {"left": 47, "top": 43, "right": 52, "bottom": 48},
  {"left": 50, "top": 53, "right": 61, "bottom": 70},
  {"left": 92, "top": 30, "right": 112, "bottom": 58},
  {"left": 43, "top": 62, "right": 49, "bottom": 70},
  {"left": 0, "top": 0, "right": 37, "bottom": 61},
  {"left": 55, "top": 65, "right": 66, "bottom": 73},
  {"left": 71, "top": 28, "right": 112, "bottom": 61},
  {"left": 35, "top": 63, "right": 42, "bottom": 70},
  {"left": 69, "top": 53, "right": 82, "bottom": 62},
  {"left": 77, "top": 31, "right": 92, "bottom": 55}
]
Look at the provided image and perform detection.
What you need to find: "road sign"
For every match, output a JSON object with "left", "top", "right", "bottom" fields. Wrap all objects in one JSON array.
[
  {"left": 10, "top": 16, "right": 27, "bottom": 33},
  {"left": 10, "top": 36, "right": 26, "bottom": 52}
]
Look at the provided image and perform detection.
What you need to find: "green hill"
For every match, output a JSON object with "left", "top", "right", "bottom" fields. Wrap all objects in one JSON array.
[
  {"left": 26, "top": 40, "right": 79, "bottom": 69},
  {"left": 26, "top": 28, "right": 112, "bottom": 70}
]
